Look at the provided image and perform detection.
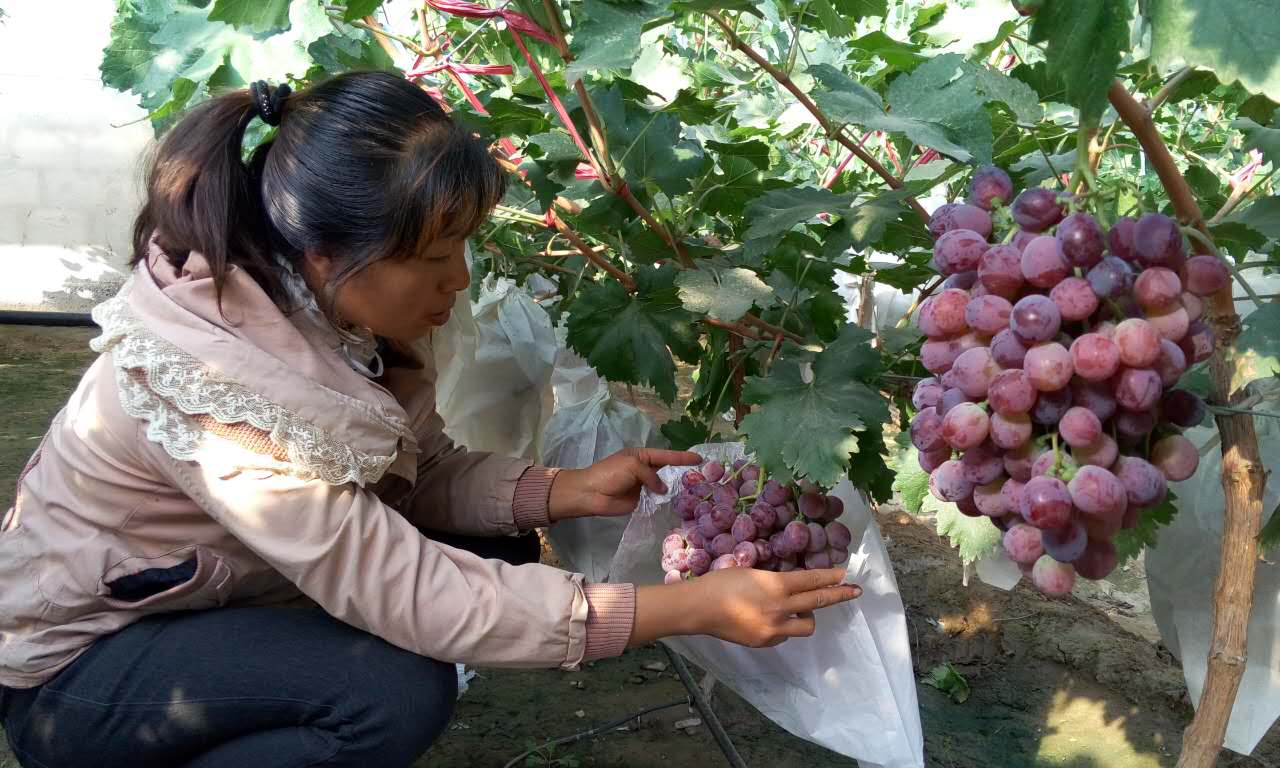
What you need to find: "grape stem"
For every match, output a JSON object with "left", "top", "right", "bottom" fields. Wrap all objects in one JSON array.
[
  {"left": 1208, "top": 404, "right": 1280, "bottom": 420},
  {"left": 894, "top": 276, "right": 945, "bottom": 329},
  {"left": 1180, "top": 226, "right": 1265, "bottom": 310}
]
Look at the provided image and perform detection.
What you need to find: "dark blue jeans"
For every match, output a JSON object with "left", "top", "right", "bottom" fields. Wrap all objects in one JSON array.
[{"left": 1, "top": 530, "right": 540, "bottom": 767}]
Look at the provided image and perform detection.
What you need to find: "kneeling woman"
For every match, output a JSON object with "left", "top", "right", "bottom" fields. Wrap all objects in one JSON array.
[{"left": 0, "top": 72, "right": 860, "bottom": 767}]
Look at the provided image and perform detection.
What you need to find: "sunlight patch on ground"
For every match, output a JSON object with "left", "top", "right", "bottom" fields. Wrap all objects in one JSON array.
[{"left": 1035, "top": 690, "right": 1170, "bottom": 767}]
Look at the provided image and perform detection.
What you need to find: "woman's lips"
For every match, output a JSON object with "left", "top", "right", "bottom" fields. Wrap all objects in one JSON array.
[{"left": 427, "top": 309, "right": 452, "bottom": 326}]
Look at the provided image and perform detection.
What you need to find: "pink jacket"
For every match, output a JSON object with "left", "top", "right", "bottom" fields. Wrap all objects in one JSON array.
[{"left": 0, "top": 249, "right": 635, "bottom": 689}]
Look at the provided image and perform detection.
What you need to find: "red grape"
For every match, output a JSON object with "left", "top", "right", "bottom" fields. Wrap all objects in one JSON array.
[
  {"left": 1074, "top": 538, "right": 1118, "bottom": 580},
  {"left": 1031, "top": 448, "right": 1076, "bottom": 479},
  {"left": 826, "top": 521, "right": 852, "bottom": 550},
  {"left": 1108, "top": 216, "right": 1137, "bottom": 261},
  {"left": 930, "top": 203, "right": 994, "bottom": 239},
  {"left": 918, "top": 288, "right": 971, "bottom": 338},
  {"left": 1004, "top": 443, "right": 1035, "bottom": 482},
  {"left": 1067, "top": 465, "right": 1126, "bottom": 520},
  {"left": 961, "top": 442, "right": 1006, "bottom": 484},
  {"left": 1056, "top": 212, "right": 1105, "bottom": 268},
  {"left": 1020, "top": 475, "right": 1072, "bottom": 529},
  {"left": 951, "top": 346, "right": 1000, "bottom": 398},
  {"left": 798, "top": 492, "right": 826, "bottom": 520},
  {"left": 1021, "top": 236, "right": 1071, "bottom": 288},
  {"left": 1154, "top": 339, "right": 1187, "bottom": 386},
  {"left": 920, "top": 339, "right": 960, "bottom": 374},
  {"left": 937, "top": 387, "right": 970, "bottom": 417},
  {"left": 1114, "top": 368, "right": 1162, "bottom": 411},
  {"left": 1147, "top": 306, "right": 1189, "bottom": 342},
  {"left": 681, "top": 471, "right": 706, "bottom": 490},
  {"left": 1070, "top": 377, "right": 1117, "bottom": 422},
  {"left": 1024, "top": 342, "right": 1073, "bottom": 391},
  {"left": 731, "top": 514, "right": 758, "bottom": 543},
  {"left": 968, "top": 165, "right": 1014, "bottom": 210},
  {"left": 1031, "top": 386, "right": 1073, "bottom": 425},
  {"left": 1151, "top": 434, "right": 1199, "bottom": 481},
  {"left": 781, "top": 520, "right": 812, "bottom": 552},
  {"left": 1115, "top": 409, "right": 1156, "bottom": 441},
  {"left": 804, "top": 522, "right": 828, "bottom": 553},
  {"left": 930, "top": 459, "right": 975, "bottom": 502},
  {"left": 1183, "top": 255, "right": 1229, "bottom": 297},
  {"left": 1050, "top": 277, "right": 1099, "bottom": 321},
  {"left": 1134, "top": 267, "right": 1182, "bottom": 311},
  {"left": 1180, "top": 291, "right": 1205, "bottom": 322},
  {"left": 942, "top": 402, "right": 991, "bottom": 450},
  {"left": 1178, "top": 320, "right": 1214, "bottom": 364},
  {"left": 687, "top": 548, "right": 712, "bottom": 575},
  {"left": 934, "top": 229, "right": 990, "bottom": 275},
  {"left": 979, "top": 244, "right": 1025, "bottom": 298},
  {"left": 966, "top": 294, "right": 1014, "bottom": 335},
  {"left": 1161, "top": 389, "right": 1206, "bottom": 428},
  {"left": 944, "top": 271, "right": 980, "bottom": 291},
  {"left": 761, "top": 480, "right": 791, "bottom": 506},
  {"left": 1011, "top": 187, "right": 1066, "bottom": 232},
  {"left": 1069, "top": 333, "right": 1120, "bottom": 381},
  {"left": 1031, "top": 555, "right": 1076, "bottom": 596},
  {"left": 1086, "top": 255, "right": 1135, "bottom": 299},
  {"left": 974, "top": 479, "right": 1011, "bottom": 517},
  {"left": 1003, "top": 523, "right": 1045, "bottom": 565},
  {"left": 919, "top": 445, "right": 951, "bottom": 473},
  {"left": 988, "top": 368, "right": 1037, "bottom": 415},
  {"left": 1113, "top": 318, "right": 1161, "bottom": 367},
  {"left": 749, "top": 502, "right": 778, "bottom": 533},
  {"left": 1073, "top": 433, "right": 1119, "bottom": 468},
  {"left": 710, "top": 532, "right": 737, "bottom": 557},
  {"left": 1042, "top": 520, "right": 1088, "bottom": 563},
  {"left": 990, "top": 411, "right": 1033, "bottom": 449},
  {"left": 804, "top": 551, "right": 833, "bottom": 569},
  {"left": 1000, "top": 478, "right": 1027, "bottom": 512},
  {"left": 1114, "top": 456, "right": 1168, "bottom": 509},
  {"left": 1012, "top": 229, "right": 1037, "bottom": 252},
  {"left": 1059, "top": 406, "right": 1102, "bottom": 448},
  {"left": 711, "top": 554, "right": 740, "bottom": 571}
]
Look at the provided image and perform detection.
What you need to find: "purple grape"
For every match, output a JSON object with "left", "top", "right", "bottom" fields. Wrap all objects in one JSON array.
[
  {"left": 1031, "top": 386, "right": 1073, "bottom": 425},
  {"left": 1010, "top": 295, "right": 1062, "bottom": 344},
  {"left": 968, "top": 165, "right": 1014, "bottom": 210},
  {"left": 957, "top": 496, "right": 983, "bottom": 517},
  {"left": 703, "top": 461, "right": 726, "bottom": 483},
  {"left": 990, "top": 411, "right": 1032, "bottom": 449},
  {"left": 991, "top": 328, "right": 1030, "bottom": 368},
  {"left": 919, "top": 446, "right": 952, "bottom": 473},
  {"left": 731, "top": 514, "right": 758, "bottom": 543},
  {"left": 1020, "top": 476, "right": 1072, "bottom": 530},
  {"left": 1113, "top": 456, "right": 1168, "bottom": 509},
  {"left": 740, "top": 465, "right": 760, "bottom": 485},
  {"left": 1031, "top": 555, "right": 1076, "bottom": 596},
  {"left": 942, "top": 402, "right": 990, "bottom": 451},
  {"left": 1073, "top": 433, "right": 1118, "bottom": 469},
  {"left": 1074, "top": 538, "right": 1118, "bottom": 580},
  {"left": 804, "top": 551, "right": 833, "bottom": 570},
  {"left": 1154, "top": 339, "right": 1187, "bottom": 387},
  {"left": 1070, "top": 377, "right": 1117, "bottom": 422},
  {"left": 974, "top": 479, "right": 1010, "bottom": 516},
  {"left": 1178, "top": 320, "right": 1214, "bottom": 364},
  {"left": 937, "top": 387, "right": 970, "bottom": 418},
  {"left": 1003, "top": 523, "right": 1045, "bottom": 564},
  {"left": 781, "top": 520, "right": 811, "bottom": 554},
  {"left": 681, "top": 470, "right": 706, "bottom": 490},
  {"left": 944, "top": 271, "right": 979, "bottom": 291},
  {"left": 1004, "top": 443, "right": 1035, "bottom": 482},
  {"left": 1042, "top": 520, "right": 1088, "bottom": 563},
  {"left": 761, "top": 479, "right": 791, "bottom": 506},
  {"left": 711, "top": 485, "right": 738, "bottom": 508},
  {"left": 733, "top": 540, "right": 759, "bottom": 567},
  {"left": 711, "top": 532, "right": 739, "bottom": 557},
  {"left": 933, "top": 229, "right": 990, "bottom": 275},
  {"left": 686, "top": 530, "right": 708, "bottom": 550},
  {"left": 1161, "top": 389, "right": 1206, "bottom": 428},
  {"left": 754, "top": 539, "right": 774, "bottom": 563},
  {"left": 1114, "top": 368, "right": 1162, "bottom": 411},
  {"left": 1059, "top": 406, "right": 1102, "bottom": 448},
  {"left": 1133, "top": 213, "right": 1185, "bottom": 267},
  {"left": 1067, "top": 465, "right": 1126, "bottom": 522},
  {"left": 1024, "top": 342, "right": 1073, "bottom": 392},
  {"left": 749, "top": 502, "right": 778, "bottom": 533},
  {"left": 930, "top": 204, "right": 994, "bottom": 239},
  {"left": 950, "top": 346, "right": 1001, "bottom": 398},
  {"left": 1056, "top": 212, "right": 1105, "bottom": 268},
  {"left": 1000, "top": 478, "right": 1027, "bottom": 511},
  {"left": 798, "top": 492, "right": 826, "bottom": 521},
  {"left": 826, "top": 521, "right": 852, "bottom": 551},
  {"left": 930, "top": 459, "right": 974, "bottom": 502},
  {"left": 1012, "top": 229, "right": 1037, "bottom": 252},
  {"left": 961, "top": 443, "right": 1006, "bottom": 484},
  {"left": 965, "top": 294, "right": 1014, "bottom": 336},
  {"left": 696, "top": 514, "right": 720, "bottom": 539},
  {"left": 673, "top": 494, "right": 698, "bottom": 521},
  {"left": 824, "top": 495, "right": 844, "bottom": 522},
  {"left": 1115, "top": 409, "right": 1156, "bottom": 442},
  {"left": 1108, "top": 216, "right": 1137, "bottom": 261},
  {"left": 711, "top": 554, "right": 740, "bottom": 571},
  {"left": 805, "top": 522, "right": 828, "bottom": 553},
  {"left": 828, "top": 547, "right": 850, "bottom": 566},
  {"left": 686, "top": 548, "right": 712, "bottom": 575},
  {"left": 1086, "top": 255, "right": 1135, "bottom": 299},
  {"left": 1031, "top": 448, "right": 1077, "bottom": 480},
  {"left": 1151, "top": 434, "right": 1199, "bottom": 481},
  {"left": 1011, "top": 187, "right": 1066, "bottom": 232}
]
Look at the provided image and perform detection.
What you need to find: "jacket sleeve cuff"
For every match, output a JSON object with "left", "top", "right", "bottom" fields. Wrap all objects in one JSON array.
[
  {"left": 582, "top": 583, "right": 636, "bottom": 661},
  {"left": 512, "top": 466, "right": 558, "bottom": 532}
]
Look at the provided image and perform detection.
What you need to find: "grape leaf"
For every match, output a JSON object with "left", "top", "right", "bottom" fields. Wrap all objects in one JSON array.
[
  {"left": 706, "top": 139, "right": 773, "bottom": 170},
  {"left": 661, "top": 416, "right": 713, "bottom": 450},
  {"left": 1232, "top": 302, "right": 1280, "bottom": 387},
  {"left": 848, "top": 30, "right": 925, "bottom": 69},
  {"left": 740, "top": 325, "right": 890, "bottom": 486},
  {"left": 100, "top": 0, "right": 169, "bottom": 93},
  {"left": 526, "top": 131, "right": 582, "bottom": 163},
  {"left": 742, "top": 187, "right": 857, "bottom": 246},
  {"left": 1146, "top": 0, "right": 1280, "bottom": 103},
  {"left": 343, "top": 0, "right": 383, "bottom": 22},
  {"left": 1030, "top": 0, "right": 1132, "bottom": 125},
  {"left": 879, "top": 326, "right": 924, "bottom": 358},
  {"left": 675, "top": 267, "right": 774, "bottom": 321},
  {"left": 846, "top": 425, "right": 894, "bottom": 503},
  {"left": 208, "top": 0, "right": 292, "bottom": 33},
  {"left": 622, "top": 118, "right": 708, "bottom": 198},
  {"left": 566, "top": 265, "right": 701, "bottom": 403},
  {"left": 565, "top": 0, "right": 667, "bottom": 86},
  {"left": 1114, "top": 494, "right": 1178, "bottom": 563},
  {"left": 893, "top": 456, "right": 932, "bottom": 515},
  {"left": 1233, "top": 116, "right": 1280, "bottom": 163},
  {"left": 822, "top": 192, "right": 915, "bottom": 257},
  {"left": 308, "top": 29, "right": 396, "bottom": 74},
  {"left": 923, "top": 662, "right": 970, "bottom": 704},
  {"left": 932, "top": 497, "right": 1002, "bottom": 565},
  {"left": 875, "top": 255, "right": 935, "bottom": 292},
  {"left": 1231, "top": 196, "right": 1280, "bottom": 239}
]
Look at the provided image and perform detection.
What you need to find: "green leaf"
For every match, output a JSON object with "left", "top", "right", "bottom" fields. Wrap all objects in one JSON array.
[
  {"left": 875, "top": 253, "right": 936, "bottom": 292},
  {"left": 566, "top": 0, "right": 667, "bottom": 86},
  {"left": 706, "top": 139, "right": 773, "bottom": 170},
  {"left": 566, "top": 265, "right": 701, "bottom": 403},
  {"left": 1259, "top": 500, "right": 1280, "bottom": 552},
  {"left": 675, "top": 267, "right": 774, "bottom": 321},
  {"left": 660, "top": 416, "right": 713, "bottom": 450},
  {"left": 101, "top": 0, "right": 169, "bottom": 93},
  {"left": 1233, "top": 116, "right": 1280, "bottom": 164},
  {"left": 892, "top": 447, "right": 932, "bottom": 514},
  {"left": 622, "top": 117, "right": 708, "bottom": 197},
  {"left": 1114, "top": 494, "right": 1178, "bottom": 563},
  {"left": 740, "top": 325, "right": 890, "bottom": 487},
  {"left": 824, "top": 193, "right": 915, "bottom": 256},
  {"left": 923, "top": 662, "right": 971, "bottom": 704},
  {"left": 846, "top": 424, "right": 894, "bottom": 503},
  {"left": 933, "top": 497, "right": 1002, "bottom": 564},
  {"left": 879, "top": 326, "right": 924, "bottom": 358},
  {"left": 1146, "top": 0, "right": 1280, "bottom": 103},
  {"left": 527, "top": 131, "right": 582, "bottom": 163},
  {"left": 848, "top": 30, "right": 925, "bottom": 69},
  {"left": 1210, "top": 220, "right": 1269, "bottom": 256},
  {"left": 342, "top": 0, "right": 383, "bottom": 22},
  {"left": 208, "top": 0, "right": 291, "bottom": 33},
  {"left": 1030, "top": 0, "right": 1132, "bottom": 124},
  {"left": 1233, "top": 302, "right": 1280, "bottom": 386},
  {"left": 308, "top": 28, "right": 396, "bottom": 73},
  {"left": 1231, "top": 196, "right": 1280, "bottom": 239},
  {"left": 743, "top": 186, "right": 857, "bottom": 244}
]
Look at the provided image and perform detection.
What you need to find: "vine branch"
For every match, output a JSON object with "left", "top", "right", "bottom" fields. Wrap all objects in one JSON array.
[
  {"left": 706, "top": 11, "right": 930, "bottom": 225},
  {"left": 1109, "top": 79, "right": 1267, "bottom": 768}
]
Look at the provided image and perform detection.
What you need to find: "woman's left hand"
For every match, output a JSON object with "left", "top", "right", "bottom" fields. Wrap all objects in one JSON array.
[{"left": 548, "top": 448, "right": 703, "bottom": 521}]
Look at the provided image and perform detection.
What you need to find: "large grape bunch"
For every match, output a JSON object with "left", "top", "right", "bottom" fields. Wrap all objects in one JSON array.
[
  {"left": 660, "top": 458, "right": 853, "bottom": 582},
  {"left": 914, "top": 166, "right": 1219, "bottom": 596}
]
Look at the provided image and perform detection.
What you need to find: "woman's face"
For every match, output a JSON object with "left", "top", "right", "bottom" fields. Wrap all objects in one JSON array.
[{"left": 304, "top": 236, "right": 470, "bottom": 342}]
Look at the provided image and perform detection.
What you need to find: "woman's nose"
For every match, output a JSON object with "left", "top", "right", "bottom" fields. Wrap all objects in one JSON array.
[{"left": 444, "top": 247, "right": 471, "bottom": 294}]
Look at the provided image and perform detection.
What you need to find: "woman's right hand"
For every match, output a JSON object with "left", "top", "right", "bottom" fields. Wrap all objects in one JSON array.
[{"left": 630, "top": 567, "right": 862, "bottom": 649}]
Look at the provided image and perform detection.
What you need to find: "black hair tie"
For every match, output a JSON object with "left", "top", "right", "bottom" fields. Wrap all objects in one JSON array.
[{"left": 250, "top": 80, "right": 291, "bottom": 127}]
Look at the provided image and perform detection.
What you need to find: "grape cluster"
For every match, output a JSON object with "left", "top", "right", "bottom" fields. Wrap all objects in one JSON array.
[
  {"left": 915, "top": 166, "right": 1218, "bottom": 596},
  {"left": 660, "top": 459, "right": 853, "bottom": 583}
]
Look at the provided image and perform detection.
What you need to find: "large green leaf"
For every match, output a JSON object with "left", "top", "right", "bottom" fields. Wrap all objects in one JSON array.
[
  {"left": 1233, "top": 302, "right": 1280, "bottom": 387},
  {"left": 208, "top": 0, "right": 292, "bottom": 33},
  {"left": 566, "top": 0, "right": 668, "bottom": 86},
  {"left": 343, "top": 0, "right": 383, "bottom": 21},
  {"left": 1233, "top": 115, "right": 1280, "bottom": 163},
  {"left": 742, "top": 186, "right": 857, "bottom": 245},
  {"left": 308, "top": 28, "right": 396, "bottom": 74},
  {"left": 675, "top": 267, "right": 774, "bottom": 321},
  {"left": 1230, "top": 196, "right": 1280, "bottom": 239},
  {"left": 1114, "top": 495, "right": 1178, "bottom": 564},
  {"left": 565, "top": 265, "right": 702, "bottom": 403},
  {"left": 740, "top": 325, "right": 889, "bottom": 486},
  {"left": 1030, "top": 0, "right": 1132, "bottom": 124},
  {"left": 1146, "top": 0, "right": 1280, "bottom": 103},
  {"left": 101, "top": 0, "right": 170, "bottom": 93}
]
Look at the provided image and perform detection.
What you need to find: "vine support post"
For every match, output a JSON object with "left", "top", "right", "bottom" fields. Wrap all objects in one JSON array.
[{"left": 1108, "top": 80, "right": 1267, "bottom": 768}]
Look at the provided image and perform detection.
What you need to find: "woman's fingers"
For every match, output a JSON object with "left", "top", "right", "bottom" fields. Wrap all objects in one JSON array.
[
  {"left": 780, "top": 566, "right": 852, "bottom": 594},
  {"left": 628, "top": 456, "right": 668, "bottom": 494},
  {"left": 784, "top": 585, "right": 862, "bottom": 614},
  {"left": 626, "top": 448, "right": 704, "bottom": 468},
  {"left": 778, "top": 614, "right": 817, "bottom": 639}
]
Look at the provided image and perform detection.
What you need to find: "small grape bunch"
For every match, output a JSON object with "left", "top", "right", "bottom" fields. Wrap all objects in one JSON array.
[
  {"left": 914, "top": 164, "right": 1217, "bottom": 596},
  {"left": 660, "top": 458, "right": 853, "bottom": 583}
]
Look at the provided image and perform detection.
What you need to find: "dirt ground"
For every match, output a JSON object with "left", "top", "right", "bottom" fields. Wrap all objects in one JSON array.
[{"left": 1, "top": 324, "right": 1277, "bottom": 768}]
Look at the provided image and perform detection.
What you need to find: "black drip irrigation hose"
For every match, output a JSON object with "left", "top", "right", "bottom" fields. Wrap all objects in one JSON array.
[{"left": 0, "top": 310, "right": 97, "bottom": 327}]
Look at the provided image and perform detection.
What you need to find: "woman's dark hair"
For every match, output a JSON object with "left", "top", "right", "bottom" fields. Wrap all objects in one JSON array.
[{"left": 131, "top": 71, "right": 506, "bottom": 317}]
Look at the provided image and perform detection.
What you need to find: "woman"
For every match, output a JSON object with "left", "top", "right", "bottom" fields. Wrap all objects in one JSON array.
[{"left": 0, "top": 72, "right": 860, "bottom": 767}]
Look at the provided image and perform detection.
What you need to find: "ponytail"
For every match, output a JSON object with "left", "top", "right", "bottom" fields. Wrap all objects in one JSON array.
[{"left": 131, "top": 89, "right": 287, "bottom": 309}]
